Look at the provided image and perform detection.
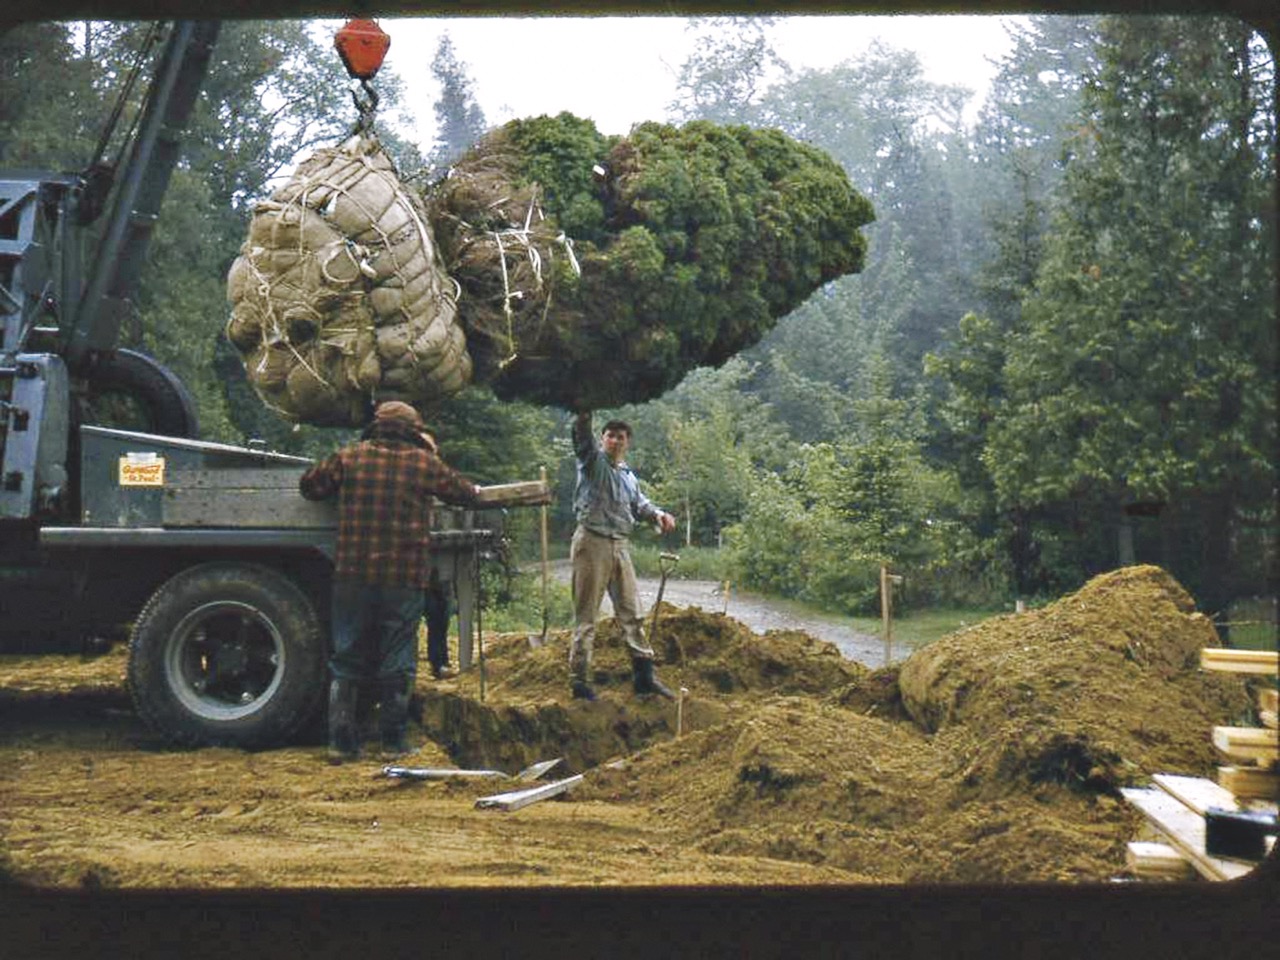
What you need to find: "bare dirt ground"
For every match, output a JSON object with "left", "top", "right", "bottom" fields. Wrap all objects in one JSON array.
[{"left": 1, "top": 565, "right": 1272, "bottom": 891}]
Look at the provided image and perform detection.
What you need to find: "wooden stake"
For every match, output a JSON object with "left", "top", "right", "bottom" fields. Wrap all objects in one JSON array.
[
  {"left": 539, "top": 465, "right": 549, "bottom": 644},
  {"left": 881, "top": 564, "right": 892, "bottom": 667}
]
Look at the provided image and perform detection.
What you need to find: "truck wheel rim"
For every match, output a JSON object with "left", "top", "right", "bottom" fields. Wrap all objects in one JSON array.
[{"left": 165, "top": 600, "right": 286, "bottom": 721}]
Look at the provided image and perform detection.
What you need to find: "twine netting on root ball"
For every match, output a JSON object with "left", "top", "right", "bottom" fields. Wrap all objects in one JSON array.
[
  {"left": 427, "top": 113, "right": 876, "bottom": 410},
  {"left": 226, "top": 134, "right": 472, "bottom": 426}
]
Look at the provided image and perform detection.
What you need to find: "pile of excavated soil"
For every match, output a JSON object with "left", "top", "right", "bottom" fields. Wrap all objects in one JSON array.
[
  {"left": 0, "top": 566, "right": 1262, "bottom": 888},
  {"left": 898, "top": 565, "right": 1253, "bottom": 798}
]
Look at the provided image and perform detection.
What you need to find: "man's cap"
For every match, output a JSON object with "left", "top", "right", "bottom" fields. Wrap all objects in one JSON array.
[{"left": 373, "top": 400, "right": 425, "bottom": 429}]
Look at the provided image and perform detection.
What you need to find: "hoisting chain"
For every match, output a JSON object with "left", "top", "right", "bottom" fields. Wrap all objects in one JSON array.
[{"left": 350, "top": 78, "right": 380, "bottom": 136}]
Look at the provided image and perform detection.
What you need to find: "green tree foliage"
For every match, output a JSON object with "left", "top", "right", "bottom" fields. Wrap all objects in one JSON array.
[
  {"left": 984, "top": 15, "right": 1276, "bottom": 610},
  {"left": 668, "top": 16, "right": 788, "bottom": 125},
  {"left": 0, "top": 22, "right": 98, "bottom": 168},
  {"left": 746, "top": 44, "right": 969, "bottom": 412},
  {"left": 626, "top": 359, "right": 771, "bottom": 547},
  {"left": 926, "top": 16, "right": 1103, "bottom": 598}
]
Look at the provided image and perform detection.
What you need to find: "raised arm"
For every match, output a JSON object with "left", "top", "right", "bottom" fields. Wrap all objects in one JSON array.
[{"left": 572, "top": 410, "right": 597, "bottom": 462}]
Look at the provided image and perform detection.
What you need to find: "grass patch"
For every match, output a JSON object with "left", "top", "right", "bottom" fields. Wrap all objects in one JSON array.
[
  {"left": 480, "top": 569, "right": 574, "bottom": 634},
  {"left": 850, "top": 607, "right": 1009, "bottom": 652},
  {"left": 630, "top": 544, "right": 728, "bottom": 581}
]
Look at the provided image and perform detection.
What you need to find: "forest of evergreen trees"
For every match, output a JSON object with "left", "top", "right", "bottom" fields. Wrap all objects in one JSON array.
[{"left": 1, "top": 14, "right": 1273, "bottom": 623}]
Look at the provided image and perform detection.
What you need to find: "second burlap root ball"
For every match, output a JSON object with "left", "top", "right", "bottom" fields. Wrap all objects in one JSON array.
[{"left": 226, "top": 134, "right": 472, "bottom": 426}]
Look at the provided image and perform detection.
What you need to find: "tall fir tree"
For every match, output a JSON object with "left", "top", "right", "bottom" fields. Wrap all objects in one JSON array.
[{"left": 426, "top": 32, "right": 486, "bottom": 174}]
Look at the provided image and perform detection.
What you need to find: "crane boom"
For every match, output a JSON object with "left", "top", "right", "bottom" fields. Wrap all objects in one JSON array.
[{"left": 67, "top": 20, "right": 221, "bottom": 371}]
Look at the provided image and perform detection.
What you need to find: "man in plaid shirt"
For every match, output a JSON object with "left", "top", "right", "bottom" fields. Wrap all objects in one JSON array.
[{"left": 301, "top": 400, "right": 480, "bottom": 763}]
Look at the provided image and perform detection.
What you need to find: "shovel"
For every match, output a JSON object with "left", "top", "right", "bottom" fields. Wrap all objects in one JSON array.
[
  {"left": 647, "top": 552, "right": 679, "bottom": 640},
  {"left": 381, "top": 757, "right": 563, "bottom": 782},
  {"left": 648, "top": 552, "right": 682, "bottom": 665}
]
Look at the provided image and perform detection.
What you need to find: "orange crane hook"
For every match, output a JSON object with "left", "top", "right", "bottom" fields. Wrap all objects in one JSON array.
[{"left": 334, "top": 18, "right": 390, "bottom": 80}]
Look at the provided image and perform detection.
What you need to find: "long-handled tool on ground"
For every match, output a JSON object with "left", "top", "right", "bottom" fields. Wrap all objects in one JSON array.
[
  {"left": 381, "top": 757, "right": 563, "bottom": 782},
  {"left": 648, "top": 552, "right": 685, "bottom": 669},
  {"left": 475, "top": 774, "right": 584, "bottom": 812},
  {"left": 647, "top": 551, "right": 680, "bottom": 647}
]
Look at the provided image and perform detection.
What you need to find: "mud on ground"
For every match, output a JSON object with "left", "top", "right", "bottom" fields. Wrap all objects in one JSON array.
[{"left": 0, "top": 565, "right": 1264, "bottom": 889}]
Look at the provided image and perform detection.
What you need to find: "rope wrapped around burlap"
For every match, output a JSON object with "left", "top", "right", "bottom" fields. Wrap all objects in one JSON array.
[{"left": 225, "top": 134, "right": 472, "bottom": 426}]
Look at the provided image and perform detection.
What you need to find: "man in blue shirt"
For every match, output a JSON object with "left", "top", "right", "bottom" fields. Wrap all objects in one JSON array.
[{"left": 569, "top": 411, "right": 676, "bottom": 701}]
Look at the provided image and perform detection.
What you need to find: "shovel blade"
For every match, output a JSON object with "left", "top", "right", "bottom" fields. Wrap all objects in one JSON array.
[{"left": 514, "top": 758, "right": 563, "bottom": 782}]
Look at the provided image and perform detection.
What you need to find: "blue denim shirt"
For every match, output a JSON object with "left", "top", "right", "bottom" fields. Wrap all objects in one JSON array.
[{"left": 572, "top": 415, "right": 659, "bottom": 539}]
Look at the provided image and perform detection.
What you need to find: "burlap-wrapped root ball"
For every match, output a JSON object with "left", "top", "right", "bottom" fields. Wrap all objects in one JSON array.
[
  {"left": 426, "top": 113, "right": 875, "bottom": 410},
  {"left": 226, "top": 134, "right": 472, "bottom": 426}
]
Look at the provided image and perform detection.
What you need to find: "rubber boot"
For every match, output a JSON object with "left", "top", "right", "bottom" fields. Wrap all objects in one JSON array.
[
  {"left": 378, "top": 676, "right": 413, "bottom": 760},
  {"left": 327, "top": 678, "right": 360, "bottom": 765},
  {"left": 632, "top": 657, "right": 675, "bottom": 700},
  {"left": 571, "top": 677, "right": 597, "bottom": 701}
]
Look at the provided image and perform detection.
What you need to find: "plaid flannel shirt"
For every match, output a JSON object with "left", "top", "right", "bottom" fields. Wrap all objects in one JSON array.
[{"left": 299, "top": 420, "right": 479, "bottom": 588}]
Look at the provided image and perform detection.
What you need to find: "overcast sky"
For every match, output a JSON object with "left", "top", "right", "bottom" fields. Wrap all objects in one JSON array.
[{"left": 352, "top": 14, "right": 1026, "bottom": 143}]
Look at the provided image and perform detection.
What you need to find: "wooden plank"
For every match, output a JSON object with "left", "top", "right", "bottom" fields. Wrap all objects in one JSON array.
[
  {"left": 1120, "top": 787, "right": 1253, "bottom": 881},
  {"left": 1125, "top": 841, "right": 1196, "bottom": 881},
  {"left": 1218, "top": 766, "right": 1280, "bottom": 802},
  {"left": 1200, "top": 647, "right": 1279, "bottom": 675},
  {"left": 473, "top": 480, "right": 551, "bottom": 507},
  {"left": 1261, "top": 688, "right": 1278, "bottom": 715},
  {"left": 1152, "top": 773, "right": 1238, "bottom": 815},
  {"left": 1263, "top": 710, "right": 1278, "bottom": 731},
  {"left": 1212, "top": 726, "right": 1280, "bottom": 766}
]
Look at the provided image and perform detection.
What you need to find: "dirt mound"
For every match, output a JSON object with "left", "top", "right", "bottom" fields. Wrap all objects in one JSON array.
[
  {"left": 897, "top": 565, "right": 1251, "bottom": 799},
  {"left": 415, "top": 607, "right": 868, "bottom": 774},
  {"left": 0, "top": 566, "right": 1263, "bottom": 887}
]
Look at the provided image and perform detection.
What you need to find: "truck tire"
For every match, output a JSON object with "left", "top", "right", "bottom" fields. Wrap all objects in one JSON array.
[
  {"left": 81, "top": 348, "right": 201, "bottom": 439},
  {"left": 127, "top": 562, "right": 327, "bottom": 748}
]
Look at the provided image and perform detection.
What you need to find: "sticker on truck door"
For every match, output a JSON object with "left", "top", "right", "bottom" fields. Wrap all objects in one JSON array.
[{"left": 119, "top": 452, "right": 166, "bottom": 486}]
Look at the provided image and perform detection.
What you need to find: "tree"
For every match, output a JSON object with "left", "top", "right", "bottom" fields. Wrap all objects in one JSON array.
[
  {"left": 668, "top": 16, "right": 788, "bottom": 126},
  {"left": 632, "top": 359, "right": 770, "bottom": 546},
  {"left": 985, "top": 15, "right": 1276, "bottom": 612},
  {"left": 425, "top": 32, "right": 487, "bottom": 174},
  {"left": 751, "top": 44, "right": 969, "bottom": 403},
  {"left": 0, "top": 21, "right": 98, "bottom": 168}
]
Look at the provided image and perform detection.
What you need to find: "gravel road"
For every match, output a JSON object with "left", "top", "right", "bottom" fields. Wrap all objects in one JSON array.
[{"left": 550, "top": 561, "right": 886, "bottom": 667}]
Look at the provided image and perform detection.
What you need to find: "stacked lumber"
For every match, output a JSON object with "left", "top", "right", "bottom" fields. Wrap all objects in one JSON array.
[
  {"left": 1201, "top": 648, "right": 1279, "bottom": 800},
  {"left": 1121, "top": 647, "right": 1278, "bottom": 880}
]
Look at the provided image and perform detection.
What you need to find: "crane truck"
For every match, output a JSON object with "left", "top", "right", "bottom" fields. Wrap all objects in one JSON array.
[{"left": 0, "top": 20, "right": 530, "bottom": 748}]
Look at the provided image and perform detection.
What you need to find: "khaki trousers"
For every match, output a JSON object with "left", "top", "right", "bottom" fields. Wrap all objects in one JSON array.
[{"left": 569, "top": 525, "right": 654, "bottom": 680}]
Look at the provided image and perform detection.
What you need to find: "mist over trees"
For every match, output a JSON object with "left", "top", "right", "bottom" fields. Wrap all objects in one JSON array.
[{"left": 2, "top": 14, "right": 1273, "bottom": 621}]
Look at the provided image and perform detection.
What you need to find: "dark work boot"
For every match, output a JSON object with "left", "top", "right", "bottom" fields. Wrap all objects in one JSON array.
[
  {"left": 327, "top": 678, "right": 360, "bottom": 765},
  {"left": 378, "top": 676, "right": 413, "bottom": 760},
  {"left": 632, "top": 657, "right": 675, "bottom": 700},
  {"left": 571, "top": 677, "right": 596, "bottom": 701}
]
